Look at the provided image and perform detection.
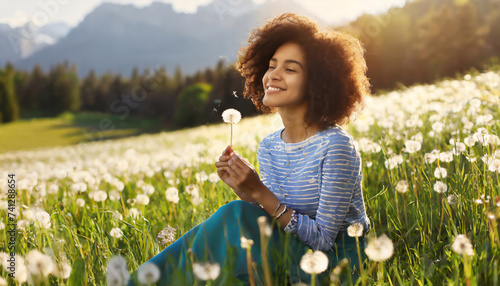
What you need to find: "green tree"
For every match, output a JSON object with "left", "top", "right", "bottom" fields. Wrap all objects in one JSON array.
[
  {"left": 45, "top": 63, "right": 81, "bottom": 113},
  {"left": 0, "top": 63, "right": 20, "bottom": 123},
  {"left": 174, "top": 83, "right": 212, "bottom": 128}
]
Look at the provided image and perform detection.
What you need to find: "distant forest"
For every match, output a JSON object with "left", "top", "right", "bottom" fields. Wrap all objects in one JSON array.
[{"left": 1, "top": 0, "right": 499, "bottom": 127}]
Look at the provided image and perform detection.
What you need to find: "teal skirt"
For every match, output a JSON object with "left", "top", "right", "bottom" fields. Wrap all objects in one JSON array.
[{"left": 128, "top": 200, "right": 366, "bottom": 285}]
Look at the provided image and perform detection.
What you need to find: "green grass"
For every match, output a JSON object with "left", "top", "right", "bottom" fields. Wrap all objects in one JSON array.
[
  {"left": 0, "top": 111, "right": 161, "bottom": 153},
  {"left": 0, "top": 72, "right": 499, "bottom": 285}
]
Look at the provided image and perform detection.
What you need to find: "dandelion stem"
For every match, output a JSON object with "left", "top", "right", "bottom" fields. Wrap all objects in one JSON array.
[
  {"left": 231, "top": 123, "right": 233, "bottom": 147},
  {"left": 246, "top": 248, "right": 256, "bottom": 286},
  {"left": 311, "top": 273, "right": 316, "bottom": 286},
  {"left": 355, "top": 237, "right": 365, "bottom": 286}
]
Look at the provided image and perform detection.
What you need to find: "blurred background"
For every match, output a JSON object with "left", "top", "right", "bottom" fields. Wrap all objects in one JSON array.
[{"left": 0, "top": 0, "right": 499, "bottom": 152}]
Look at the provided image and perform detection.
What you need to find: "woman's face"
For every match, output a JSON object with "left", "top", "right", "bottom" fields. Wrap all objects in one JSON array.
[{"left": 262, "top": 41, "right": 308, "bottom": 109}]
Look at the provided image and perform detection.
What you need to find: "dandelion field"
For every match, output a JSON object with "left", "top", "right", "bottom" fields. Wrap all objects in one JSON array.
[{"left": 1, "top": 71, "right": 500, "bottom": 285}]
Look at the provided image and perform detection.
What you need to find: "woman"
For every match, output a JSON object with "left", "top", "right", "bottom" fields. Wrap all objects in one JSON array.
[{"left": 128, "top": 13, "right": 371, "bottom": 285}]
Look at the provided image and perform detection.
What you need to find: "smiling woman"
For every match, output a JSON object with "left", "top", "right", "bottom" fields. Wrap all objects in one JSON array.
[{"left": 128, "top": 13, "right": 371, "bottom": 286}]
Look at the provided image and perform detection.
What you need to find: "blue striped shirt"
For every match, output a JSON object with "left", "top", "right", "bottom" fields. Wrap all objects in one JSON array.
[{"left": 257, "top": 125, "right": 370, "bottom": 252}]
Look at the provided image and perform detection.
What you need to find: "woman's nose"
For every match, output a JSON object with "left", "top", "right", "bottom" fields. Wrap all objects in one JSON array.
[{"left": 268, "top": 68, "right": 282, "bottom": 80}]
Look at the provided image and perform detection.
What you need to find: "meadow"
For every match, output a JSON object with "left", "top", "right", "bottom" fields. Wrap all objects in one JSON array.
[{"left": 0, "top": 71, "right": 499, "bottom": 285}]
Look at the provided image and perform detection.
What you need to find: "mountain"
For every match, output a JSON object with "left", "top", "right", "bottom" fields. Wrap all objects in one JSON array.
[
  {"left": 0, "top": 22, "right": 71, "bottom": 66},
  {"left": 13, "top": 0, "right": 328, "bottom": 77}
]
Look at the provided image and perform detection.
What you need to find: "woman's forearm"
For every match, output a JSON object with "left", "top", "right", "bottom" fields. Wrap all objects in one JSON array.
[{"left": 252, "top": 184, "right": 293, "bottom": 230}]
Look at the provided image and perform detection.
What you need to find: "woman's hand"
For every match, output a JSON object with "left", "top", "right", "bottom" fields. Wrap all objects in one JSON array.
[
  {"left": 219, "top": 146, "right": 265, "bottom": 200},
  {"left": 215, "top": 145, "right": 255, "bottom": 202}
]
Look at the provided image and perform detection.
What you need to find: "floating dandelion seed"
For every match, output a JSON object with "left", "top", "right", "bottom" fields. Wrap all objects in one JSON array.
[
  {"left": 452, "top": 234, "right": 474, "bottom": 256},
  {"left": 299, "top": 249, "right": 329, "bottom": 274},
  {"left": 193, "top": 262, "right": 221, "bottom": 281},
  {"left": 233, "top": 90, "right": 238, "bottom": 98},
  {"left": 347, "top": 223, "right": 364, "bottom": 237},
  {"left": 364, "top": 233, "right": 394, "bottom": 262},
  {"left": 222, "top": 108, "right": 241, "bottom": 147}
]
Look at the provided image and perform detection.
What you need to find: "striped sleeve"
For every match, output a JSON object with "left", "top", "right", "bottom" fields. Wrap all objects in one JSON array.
[{"left": 286, "top": 133, "right": 361, "bottom": 252}]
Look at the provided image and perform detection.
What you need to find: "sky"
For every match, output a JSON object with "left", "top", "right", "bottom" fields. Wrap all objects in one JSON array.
[{"left": 0, "top": 0, "right": 407, "bottom": 28}]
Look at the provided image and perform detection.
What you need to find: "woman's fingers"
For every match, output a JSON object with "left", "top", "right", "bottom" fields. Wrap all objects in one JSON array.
[
  {"left": 215, "top": 161, "right": 229, "bottom": 167},
  {"left": 229, "top": 154, "right": 249, "bottom": 170},
  {"left": 218, "top": 155, "right": 231, "bottom": 162}
]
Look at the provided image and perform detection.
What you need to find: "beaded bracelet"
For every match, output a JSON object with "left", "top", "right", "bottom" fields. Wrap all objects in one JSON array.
[
  {"left": 272, "top": 201, "right": 282, "bottom": 217},
  {"left": 275, "top": 205, "right": 288, "bottom": 219}
]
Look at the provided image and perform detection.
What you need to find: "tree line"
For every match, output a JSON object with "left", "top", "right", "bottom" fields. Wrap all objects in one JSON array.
[{"left": 1, "top": 0, "right": 499, "bottom": 126}]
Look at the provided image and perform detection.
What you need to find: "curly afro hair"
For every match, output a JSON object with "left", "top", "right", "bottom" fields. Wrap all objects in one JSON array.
[{"left": 235, "top": 13, "right": 371, "bottom": 129}]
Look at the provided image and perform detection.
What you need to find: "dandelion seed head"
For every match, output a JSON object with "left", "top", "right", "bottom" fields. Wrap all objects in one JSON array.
[
  {"left": 433, "top": 181, "right": 447, "bottom": 193},
  {"left": 165, "top": 187, "right": 180, "bottom": 204},
  {"left": 136, "top": 194, "right": 150, "bottom": 205},
  {"left": 110, "top": 227, "right": 124, "bottom": 239},
  {"left": 93, "top": 190, "right": 107, "bottom": 202},
  {"left": 299, "top": 250, "right": 329, "bottom": 274},
  {"left": 26, "top": 249, "right": 54, "bottom": 277},
  {"left": 193, "top": 262, "right": 221, "bottom": 281},
  {"left": 347, "top": 223, "right": 364, "bottom": 237},
  {"left": 447, "top": 194, "right": 458, "bottom": 205},
  {"left": 364, "top": 234, "right": 394, "bottom": 262},
  {"left": 434, "top": 167, "right": 448, "bottom": 179},
  {"left": 157, "top": 225, "right": 177, "bottom": 246},
  {"left": 395, "top": 180, "right": 408, "bottom": 194},
  {"left": 137, "top": 263, "right": 160, "bottom": 285},
  {"left": 452, "top": 234, "right": 474, "bottom": 256},
  {"left": 222, "top": 108, "right": 241, "bottom": 124}
]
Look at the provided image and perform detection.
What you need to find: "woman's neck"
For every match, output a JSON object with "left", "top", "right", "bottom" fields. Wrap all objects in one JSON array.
[{"left": 278, "top": 110, "right": 320, "bottom": 143}]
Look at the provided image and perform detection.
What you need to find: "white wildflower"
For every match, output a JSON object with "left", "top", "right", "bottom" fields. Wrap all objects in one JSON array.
[
  {"left": 26, "top": 249, "right": 54, "bottom": 277},
  {"left": 439, "top": 151, "right": 454, "bottom": 163},
  {"left": 299, "top": 250, "right": 329, "bottom": 274},
  {"left": 347, "top": 223, "right": 364, "bottom": 237},
  {"left": 110, "top": 227, "right": 124, "bottom": 239},
  {"left": 434, "top": 167, "right": 448, "bottom": 179},
  {"left": 395, "top": 180, "right": 409, "bottom": 194},
  {"left": 165, "top": 187, "right": 180, "bottom": 204},
  {"left": 424, "top": 150, "right": 440, "bottom": 164},
  {"left": 136, "top": 194, "right": 150, "bottom": 205},
  {"left": 193, "top": 262, "right": 221, "bottom": 281},
  {"left": 433, "top": 181, "right": 447, "bottom": 193},
  {"left": 432, "top": 122, "right": 445, "bottom": 133},
  {"left": 364, "top": 233, "right": 394, "bottom": 262},
  {"left": 208, "top": 173, "right": 219, "bottom": 183},
  {"left": 106, "top": 256, "right": 129, "bottom": 286},
  {"left": 93, "top": 190, "right": 108, "bottom": 202},
  {"left": 157, "top": 225, "right": 177, "bottom": 246},
  {"left": 195, "top": 171, "right": 208, "bottom": 183},
  {"left": 404, "top": 140, "right": 421, "bottom": 153},
  {"left": 452, "top": 235, "right": 474, "bottom": 256},
  {"left": 447, "top": 194, "right": 458, "bottom": 205},
  {"left": 128, "top": 208, "right": 140, "bottom": 218},
  {"left": 222, "top": 108, "right": 241, "bottom": 124},
  {"left": 142, "top": 184, "right": 155, "bottom": 196},
  {"left": 52, "top": 261, "right": 72, "bottom": 279},
  {"left": 75, "top": 198, "right": 85, "bottom": 208},
  {"left": 137, "top": 263, "right": 160, "bottom": 285}
]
